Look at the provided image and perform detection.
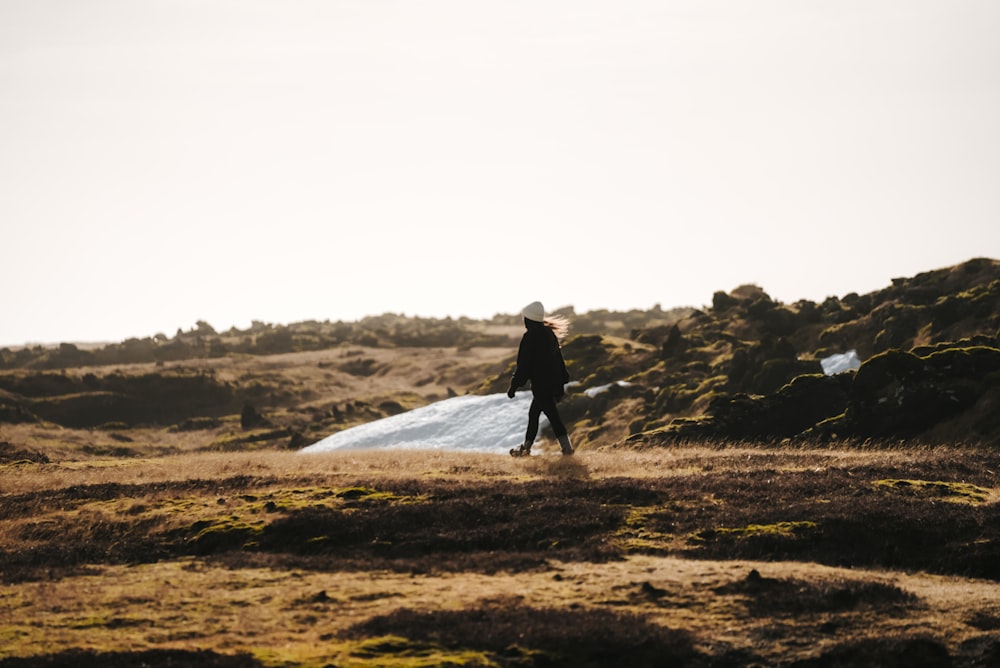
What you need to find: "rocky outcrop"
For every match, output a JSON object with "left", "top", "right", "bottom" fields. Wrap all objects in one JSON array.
[
  {"left": 638, "top": 372, "right": 854, "bottom": 443},
  {"left": 632, "top": 340, "right": 1000, "bottom": 446},
  {"left": 816, "top": 344, "right": 1000, "bottom": 442},
  {"left": 616, "top": 258, "right": 1000, "bottom": 447}
]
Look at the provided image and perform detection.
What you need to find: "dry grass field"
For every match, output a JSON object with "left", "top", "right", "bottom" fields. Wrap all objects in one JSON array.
[{"left": 1, "top": 445, "right": 998, "bottom": 667}]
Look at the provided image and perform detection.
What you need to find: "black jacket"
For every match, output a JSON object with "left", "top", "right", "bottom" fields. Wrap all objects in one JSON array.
[{"left": 509, "top": 319, "right": 569, "bottom": 397}]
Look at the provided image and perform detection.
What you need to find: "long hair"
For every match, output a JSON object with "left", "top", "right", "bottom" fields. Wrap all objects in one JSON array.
[{"left": 544, "top": 314, "right": 570, "bottom": 341}]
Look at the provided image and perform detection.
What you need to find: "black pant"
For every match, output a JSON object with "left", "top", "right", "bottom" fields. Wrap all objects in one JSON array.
[{"left": 524, "top": 394, "right": 567, "bottom": 445}]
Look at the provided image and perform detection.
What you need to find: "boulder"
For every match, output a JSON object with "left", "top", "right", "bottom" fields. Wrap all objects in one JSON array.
[
  {"left": 875, "top": 348, "right": 985, "bottom": 421},
  {"left": 636, "top": 372, "right": 852, "bottom": 444},
  {"left": 634, "top": 344, "right": 1000, "bottom": 446},
  {"left": 816, "top": 345, "right": 1000, "bottom": 442}
]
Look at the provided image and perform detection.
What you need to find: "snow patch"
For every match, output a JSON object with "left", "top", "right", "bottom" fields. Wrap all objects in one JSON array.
[
  {"left": 821, "top": 350, "right": 861, "bottom": 375},
  {"left": 300, "top": 392, "right": 545, "bottom": 454},
  {"left": 584, "top": 380, "right": 633, "bottom": 397}
]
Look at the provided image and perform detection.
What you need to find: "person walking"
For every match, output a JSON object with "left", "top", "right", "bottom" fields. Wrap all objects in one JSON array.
[{"left": 507, "top": 301, "right": 574, "bottom": 456}]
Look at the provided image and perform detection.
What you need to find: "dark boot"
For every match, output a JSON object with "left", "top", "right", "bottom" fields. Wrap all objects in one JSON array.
[
  {"left": 510, "top": 443, "right": 532, "bottom": 457},
  {"left": 557, "top": 434, "right": 574, "bottom": 455}
]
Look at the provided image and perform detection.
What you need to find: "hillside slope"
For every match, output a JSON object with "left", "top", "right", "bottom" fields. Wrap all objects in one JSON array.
[{"left": 569, "top": 257, "right": 1000, "bottom": 447}]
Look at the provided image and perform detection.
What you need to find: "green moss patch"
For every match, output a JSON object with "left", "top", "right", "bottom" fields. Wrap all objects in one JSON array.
[
  {"left": 188, "top": 517, "right": 266, "bottom": 553},
  {"left": 346, "top": 635, "right": 492, "bottom": 667},
  {"left": 614, "top": 505, "right": 691, "bottom": 555},
  {"left": 697, "top": 521, "right": 817, "bottom": 541},
  {"left": 874, "top": 479, "right": 992, "bottom": 504}
]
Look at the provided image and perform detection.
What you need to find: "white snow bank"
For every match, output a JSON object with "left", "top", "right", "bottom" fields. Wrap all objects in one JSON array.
[
  {"left": 584, "top": 380, "right": 633, "bottom": 397},
  {"left": 820, "top": 350, "right": 861, "bottom": 375},
  {"left": 300, "top": 392, "right": 545, "bottom": 455}
]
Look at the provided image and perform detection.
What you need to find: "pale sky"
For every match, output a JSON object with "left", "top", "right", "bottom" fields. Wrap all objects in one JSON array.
[{"left": 2, "top": 1, "right": 999, "bottom": 346}]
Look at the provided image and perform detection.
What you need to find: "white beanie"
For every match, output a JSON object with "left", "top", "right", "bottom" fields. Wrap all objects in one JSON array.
[{"left": 522, "top": 301, "right": 545, "bottom": 322}]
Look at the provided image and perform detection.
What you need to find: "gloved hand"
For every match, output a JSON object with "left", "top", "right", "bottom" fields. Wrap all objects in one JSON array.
[{"left": 507, "top": 387, "right": 516, "bottom": 399}]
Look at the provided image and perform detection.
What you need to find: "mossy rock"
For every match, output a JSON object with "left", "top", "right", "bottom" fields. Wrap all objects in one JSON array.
[
  {"left": 831, "top": 345, "right": 1000, "bottom": 440},
  {"left": 635, "top": 371, "right": 852, "bottom": 445},
  {"left": 872, "top": 304, "right": 924, "bottom": 352},
  {"left": 749, "top": 357, "right": 822, "bottom": 395}
]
